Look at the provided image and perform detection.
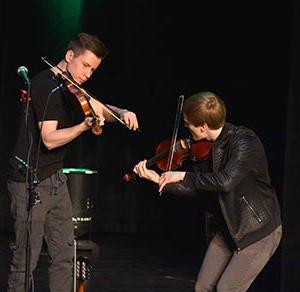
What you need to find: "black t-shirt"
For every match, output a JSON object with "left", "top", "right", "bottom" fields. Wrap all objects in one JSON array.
[{"left": 9, "top": 69, "right": 82, "bottom": 182}]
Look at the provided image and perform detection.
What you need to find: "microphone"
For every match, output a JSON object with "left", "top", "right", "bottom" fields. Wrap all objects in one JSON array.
[{"left": 17, "top": 66, "right": 30, "bottom": 85}]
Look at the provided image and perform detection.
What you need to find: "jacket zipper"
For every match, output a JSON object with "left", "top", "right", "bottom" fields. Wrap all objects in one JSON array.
[{"left": 241, "top": 195, "right": 262, "bottom": 223}]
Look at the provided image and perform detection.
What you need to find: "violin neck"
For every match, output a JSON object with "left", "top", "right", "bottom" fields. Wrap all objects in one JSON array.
[{"left": 146, "top": 150, "right": 169, "bottom": 168}]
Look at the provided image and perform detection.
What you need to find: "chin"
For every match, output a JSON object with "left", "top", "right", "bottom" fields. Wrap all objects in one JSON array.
[{"left": 193, "top": 135, "right": 206, "bottom": 142}]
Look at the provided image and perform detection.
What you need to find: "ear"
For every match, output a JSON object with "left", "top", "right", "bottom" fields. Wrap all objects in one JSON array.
[
  {"left": 65, "top": 50, "right": 75, "bottom": 63},
  {"left": 202, "top": 123, "right": 209, "bottom": 130},
  {"left": 199, "top": 123, "right": 209, "bottom": 133}
]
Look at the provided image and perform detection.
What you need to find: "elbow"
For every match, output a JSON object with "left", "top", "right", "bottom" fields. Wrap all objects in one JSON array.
[
  {"left": 219, "top": 170, "right": 245, "bottom": 193},
  {"left": 44, "top": 143, "right": 55, "bottom": 151},
  {"left": 222, "top": 182, "right": 232, "bottom": 193},
  {"left": 222, "top": 180, "right": 240, "bottom": 193},
  {"left": 218, "top": 175, "right": 235, "bottom": 193},
  {"left": 42, "top": 139, "right": 56, "bottom": 151}
]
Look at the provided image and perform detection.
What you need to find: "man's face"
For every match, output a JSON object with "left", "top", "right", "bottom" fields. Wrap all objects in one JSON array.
[
  {"left": 66, "top": 49, "right": 102, "bottom": 85},
  {"left": 183, "top": 113, "right": 208, "bottom": 141}
]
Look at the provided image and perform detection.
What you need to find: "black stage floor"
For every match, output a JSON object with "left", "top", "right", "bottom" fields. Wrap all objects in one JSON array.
[{"left": 0, "top": 231, "right": 281, "bottom": 292}]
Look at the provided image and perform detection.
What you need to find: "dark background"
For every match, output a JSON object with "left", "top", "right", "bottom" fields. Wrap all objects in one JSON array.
[{"left": 0, "top": 0, "right": 298, "bottom": 291}]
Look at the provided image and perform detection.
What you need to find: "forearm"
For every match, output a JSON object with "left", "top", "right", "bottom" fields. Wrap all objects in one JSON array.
[
  {"left": 41, "top": 122, "right": 88, "bottom": 150},
  {"left": 104, "top": 104, "right": 128, "bottom": 122},
  {"left": 88, "top": 97, "right": 127, "bottom": 122},
  {"left": 148, "top": 171, "right": 160, "bottom": 184}
]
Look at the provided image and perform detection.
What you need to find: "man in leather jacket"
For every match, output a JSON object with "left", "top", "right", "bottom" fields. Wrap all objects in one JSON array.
[{"left": 134, "top": 91, "right": 282, "bottom": 292}]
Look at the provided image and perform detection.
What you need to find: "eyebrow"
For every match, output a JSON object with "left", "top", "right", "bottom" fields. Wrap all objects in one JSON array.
[{"left": 83, "top": 61, "right": 97, "bottom": 72}]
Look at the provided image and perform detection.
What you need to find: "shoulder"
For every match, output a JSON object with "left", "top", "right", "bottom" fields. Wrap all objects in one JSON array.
[
  {"left": 228, "top": 123, "right": 265, "bottom": 154},
  {"left": 31, "top": 69, "right": 58, "bottom": 94},
  {"left": 31, "top": 68, "right": 55, "bottom": 83},
  {"left": 226, "top": 123, "right": 259, "bottom": 140}
]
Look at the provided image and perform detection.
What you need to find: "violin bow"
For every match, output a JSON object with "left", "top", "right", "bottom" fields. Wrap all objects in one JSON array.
[
  {"left": 159, "top": 94, "right": 185, "bottom": 196},
  {"left": 41, "top": 56, "right": 128, "bottom": 128}
]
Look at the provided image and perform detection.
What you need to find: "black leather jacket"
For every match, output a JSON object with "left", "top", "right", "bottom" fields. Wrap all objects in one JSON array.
[{"left": 165, "top": 122, "right": 282, "bottom": 250}]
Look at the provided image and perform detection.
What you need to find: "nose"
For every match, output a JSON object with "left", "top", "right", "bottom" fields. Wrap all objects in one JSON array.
[{"left": 84, "top": 69, "right": 93, "bottom": 81}]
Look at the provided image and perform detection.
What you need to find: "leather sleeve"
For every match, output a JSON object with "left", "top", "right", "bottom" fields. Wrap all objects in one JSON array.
[{"left": 164, "top": 131, "right": 264, "bottom": 196}]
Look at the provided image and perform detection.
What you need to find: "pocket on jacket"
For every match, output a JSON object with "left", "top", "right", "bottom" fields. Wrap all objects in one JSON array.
[{"left": 241, "top": 195, "right": 263, "bottom": 223}]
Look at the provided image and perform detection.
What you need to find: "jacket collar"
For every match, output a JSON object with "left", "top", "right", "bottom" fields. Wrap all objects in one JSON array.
[{"left": 213, "top": 122, "right": 234, "bottom": 149}]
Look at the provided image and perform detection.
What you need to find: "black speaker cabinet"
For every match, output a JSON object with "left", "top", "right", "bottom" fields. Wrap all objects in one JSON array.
[{"left": 63, "top": 168, "right": 98, "bottom": 238}]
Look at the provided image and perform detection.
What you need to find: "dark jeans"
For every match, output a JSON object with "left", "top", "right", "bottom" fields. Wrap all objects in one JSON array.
[
  {"left": 195, "top": 225, "right": 282, "bottom": 292},
  {"left": 7, "top": 170, "right": 74, "bottom": 292}
]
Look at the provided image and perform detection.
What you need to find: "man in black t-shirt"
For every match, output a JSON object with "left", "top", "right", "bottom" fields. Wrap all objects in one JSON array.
[{"left": 7, "top": 32, "right": 139, "bottom": 292}]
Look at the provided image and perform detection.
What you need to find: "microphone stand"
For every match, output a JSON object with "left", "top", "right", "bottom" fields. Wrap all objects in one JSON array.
[
  {"left": 19, "top": 80, "right": 41, "bottom": 292},
  {"left": 25, "top": 163, "right": 40, "bottom": 292}
]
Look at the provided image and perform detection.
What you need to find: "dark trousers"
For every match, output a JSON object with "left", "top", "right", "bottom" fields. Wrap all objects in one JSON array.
[
  {"left": 7, "top": 170, "right": 74, "bottom": 292},
  {"left": 195, "top": 225, "right": 282, "bottom": 292}
]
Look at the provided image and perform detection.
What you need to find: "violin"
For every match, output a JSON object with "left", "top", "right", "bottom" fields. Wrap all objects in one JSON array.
[
  {"left": 123, "top": 137, "right": 212, "bottom": 182},
  {"left": 64, "top": 78, "right": 103, "bottom": 135}
]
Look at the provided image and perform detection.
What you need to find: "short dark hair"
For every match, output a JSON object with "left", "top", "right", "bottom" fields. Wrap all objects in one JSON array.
[
  {"left": 183, "top": 91, "right": 226, "bottom": 129},
  {"left": 67, "top": 32, "right": 109, "bottom": 59}
]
